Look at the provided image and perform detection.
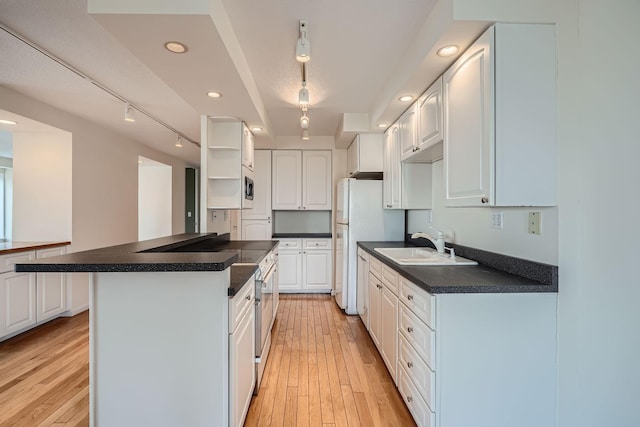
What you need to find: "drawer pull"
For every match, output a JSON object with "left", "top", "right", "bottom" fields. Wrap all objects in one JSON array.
[
  {"left": 407, "top": 327, "right": 414, "bottom": 333},
  {"left": 246, "top": 295, "right": 251, "bottom": 301},
  {"left": 406, "top": 395, "right": 413, "bottom": 403},
  {"left": 407, "top": 294, "right": 414, "bottom": 301},
  {"left": 407, "top": 361, "right": 413, "bottom": 369}
]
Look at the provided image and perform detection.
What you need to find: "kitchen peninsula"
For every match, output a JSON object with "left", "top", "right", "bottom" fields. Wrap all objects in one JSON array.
[{"left": 15, "top": 233, "right": 278, "bottom": 427}]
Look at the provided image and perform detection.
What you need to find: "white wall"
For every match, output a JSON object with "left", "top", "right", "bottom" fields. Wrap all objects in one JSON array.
[
  {"left": 138, "top": 160, "right": 173, "bottom": 241},
  {"left": 12, "top": 130, "right": 72, "bottom": 241},
  {"left": 554, "top": 2, "right": 640, "bottom": 426},
  {"left": 408, "top": 160, "right": 559, "bottom": 265},
  {"left": 440, "top": 1, "right": 640, "bottom": 425},
  {"left": 0, "top": 86, "right": 189, "bottom": 314}
]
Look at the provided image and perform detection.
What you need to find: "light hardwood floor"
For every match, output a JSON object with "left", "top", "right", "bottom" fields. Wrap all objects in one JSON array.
[
  {"left": 246, "top": 294, "right": 416, "bottom": 427},
  {"left": 0, "top": 312, "right": 90, "bottom": 426},
  {"left": 0, "top": 295, "right": 415, "bottom": 427}
]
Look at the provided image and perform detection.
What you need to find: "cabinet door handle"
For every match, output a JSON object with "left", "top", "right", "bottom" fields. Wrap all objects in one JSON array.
[
  {"left": 415, "top": 147, "right": 420, "bottom": 151},
  {"left": 407, "top": 294, "right": 414, "bottom": 301},
  {"left": 407, "top": 326, "right": 414, "bottom": 333},
  {"left": 246, "top": 295, "right": 251, "bottom": 301},
  {"left": 407, "top": 361, "right": 413, "bottom": 369},
  {"left": 481, "top": 197, "right": 489, "bottom": 204},
  {"left": 406, "top": 395, "right": 413, "bottom": 403}
]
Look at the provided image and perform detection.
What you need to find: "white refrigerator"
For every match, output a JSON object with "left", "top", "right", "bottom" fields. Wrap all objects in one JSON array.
[{"left": 335, "top": 178, "right": 404, "bottom": 315}]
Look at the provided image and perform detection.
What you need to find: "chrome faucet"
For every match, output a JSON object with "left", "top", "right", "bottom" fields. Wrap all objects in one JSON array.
[{"left": 411, "top": 231, "right": 445, "bottom": 253}]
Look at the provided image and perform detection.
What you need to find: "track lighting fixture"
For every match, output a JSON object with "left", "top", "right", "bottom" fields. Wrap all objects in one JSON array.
[
  {"left": 175, "top": 135, "right": 183, "bottom": 148},
  {"left": 124, "top": 104, "right": 136, "bottom": 122},
  {"left": 302, "top": 129, "right": 310, "bottom": 140},
  {"left": 296, "top": 20, "right": 310, "bottom": 63}
]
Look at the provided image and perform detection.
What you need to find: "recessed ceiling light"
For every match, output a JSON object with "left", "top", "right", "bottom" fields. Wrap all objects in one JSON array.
[
  {"left": 377, "top": 123, "right": 388, "bottom": 128},
  {"left": 437, "top": 45, "right": 459, "bottom": 57},
  {"left": 399, "top": 95, "right": 414, "bottom": 102},
  {"left": 207, "top": 91, "right": 222, "bottom": 98},
  {"left": 0, "top": 119, "right": 17, "bottom": 125},
  {"left": 251, "top": 127, "right": 263, "bottom": 132},
  {"left": 164, "top": 41, "right": 188, "bottom": 54}
]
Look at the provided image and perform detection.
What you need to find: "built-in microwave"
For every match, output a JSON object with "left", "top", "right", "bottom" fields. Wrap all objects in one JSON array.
[{"left": 244, "top": 176, "right": 254, "bottom": 201}]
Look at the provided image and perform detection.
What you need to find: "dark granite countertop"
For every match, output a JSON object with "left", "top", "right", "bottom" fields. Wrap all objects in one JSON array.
[
  {"left": 358, "top": 241, "right": 558, "bottom": 294},
  {"left": 15, "top": 233, "right": 278, "bottom": 297},
  {"left": 272, "top": 233, "right": 332, "bottom": 238},
  {"left": 229, "top": 264, "right": 259, "bottom": 297},
  {"left": 0, "top": 241, "right": 71, "bottom": 255}
]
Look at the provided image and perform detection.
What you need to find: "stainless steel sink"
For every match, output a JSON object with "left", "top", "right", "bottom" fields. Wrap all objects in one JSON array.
[{"left": 373, "top": 247, "right": 477, "bottom": 266}]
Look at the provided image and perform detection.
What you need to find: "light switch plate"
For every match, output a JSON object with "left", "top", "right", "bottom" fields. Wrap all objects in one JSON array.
[{"left": 528, "top": 212, "right": 541, "bottom": 235}]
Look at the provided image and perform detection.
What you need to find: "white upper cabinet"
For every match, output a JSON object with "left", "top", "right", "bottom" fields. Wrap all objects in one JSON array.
[
  {"left": 242, "top": 150, "right": 271, "bottom": 220},
  {"left": 407, "top": 77, "right": 444, "bottom": 163},
  {"left": 399, "top": 104, "right": 418, "bottom": 160},
  {"left": 201, "top": 118, "right": 255, "bottom": 210},
  {"left": 347, "top": 134, "right": 383, "bottom": 178},
  {"left": 383, "top": 124, "right": 402, "bottom": 209},
  {"left": 272, "top": 150, "right": 332, "bottom": 211},
  {"left": 272, "top": 150, "right": 302, "bottom": 210},
  {"left": 241, "top": 124, "right": 255, "bottom": 171},
  {"left": 302, "top": 151, "right": 332, "bottom": 210},
  {"left": 443, "top": 24, "right": 557, "bottom": 207},
  {"left": 384, "top": 124, "right": 431, "bottom": 210}
]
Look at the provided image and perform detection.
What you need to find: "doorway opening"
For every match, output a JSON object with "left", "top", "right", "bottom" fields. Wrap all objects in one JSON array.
[{"left": 138, "top": 156, "right": 172, "bottom": 241}]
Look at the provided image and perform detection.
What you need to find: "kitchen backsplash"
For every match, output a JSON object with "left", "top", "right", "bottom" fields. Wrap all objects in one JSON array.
[{"left": 273, "top": 210, "right": 332, "bottom": 234}]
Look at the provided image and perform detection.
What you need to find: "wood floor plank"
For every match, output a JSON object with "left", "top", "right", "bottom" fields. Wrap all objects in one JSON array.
[
  {"left": 340, "top": 385, "right": 361, "bottom": 427},
  {"left": 283, "top": 386, "right": 298, "bottom": 427}
]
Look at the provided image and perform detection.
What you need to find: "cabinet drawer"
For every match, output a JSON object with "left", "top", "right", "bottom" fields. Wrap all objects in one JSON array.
[
  {"left": 0, "top": 251, "right": 36, "bottom": 274},
  {"left": 399, "top": 277, "right": 435, "bottom": 330},
  {"left": 229, "top": 276, "right": 255, "bottom": 333},
  {"left": 370, "top": 256, "right": 382, "bottom": 279},
  {"left": 381, "top": 264, "right": 398, "bottom": 295},
  {"left": 399, "top": 304, "right": 435, "bottom": 369},
  {"left": 398, "top": 366, "right": 435, "bottom": 427},
  {"left": 399, "top": 333, "right": 435, "bottom": 409},
  {"left": 279, "top": 239, "right": 302, "bottom": 250},
  {"left": 303, "top": 239, "right": 330, "bottom": 250}
]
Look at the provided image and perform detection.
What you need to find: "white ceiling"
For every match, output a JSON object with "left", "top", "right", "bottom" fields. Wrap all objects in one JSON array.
[{"left": 0, "top": 0, "right": 488, "bottom": 163}]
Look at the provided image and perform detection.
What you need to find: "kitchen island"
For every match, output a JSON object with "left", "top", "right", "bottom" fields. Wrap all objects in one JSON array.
[{"left": 15, "top": 233, "right": 278, "bottom": 427}]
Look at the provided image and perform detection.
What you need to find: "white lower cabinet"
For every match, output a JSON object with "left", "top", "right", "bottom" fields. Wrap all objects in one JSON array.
[
  {"left": 356, "top": 248, "right": 369, "bottom": 329},
  {"left": 368, "top": 268, "right": 398, "bottom": 382},
  {"left": 278, "top": 238, "right": 332, "bottom": 292},
  {"left": 229, "top": 278, "right": 256, "bottom": 427},
  {"left": 364, "top": 251, "right": 557, "bottom": 427},
  {"left": 398, "top": 366, "right": 435, "bottom": 427},
  {"left": 36, "top": 247, "right": 67, "bottom": 323},
  {"left": 0, "top": 271, "right": 36, "bottom": 338},
  {"left": 0, "top": 246, "right": 68, "bottom": 341}
]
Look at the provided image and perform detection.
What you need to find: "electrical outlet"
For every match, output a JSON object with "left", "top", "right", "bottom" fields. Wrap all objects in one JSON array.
[
  {"left": 528, "top": 212, "right": 541, "bottom": 235},
  {"left": 491, "top": 211, "right": 504, "bottom": 229}
]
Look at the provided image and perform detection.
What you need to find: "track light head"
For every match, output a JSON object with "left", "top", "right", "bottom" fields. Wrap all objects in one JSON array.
[
  {"left": 124, "top": 104, "right": 135, "bottom": 122},
  {"left": 300, "top": 113, "right": 310, "bottom": 129},
  {"left": 296, "top": 20, "right": 310, "bottom": 62},
  {"left": 302, "top": 129, "right": 310, "bottom": 140},
  {"left": 175, "top": 135, "right": 183, "bottom": 148},
  {"left": 298, "top": 86, "right": 310, "bottom": 107}
]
